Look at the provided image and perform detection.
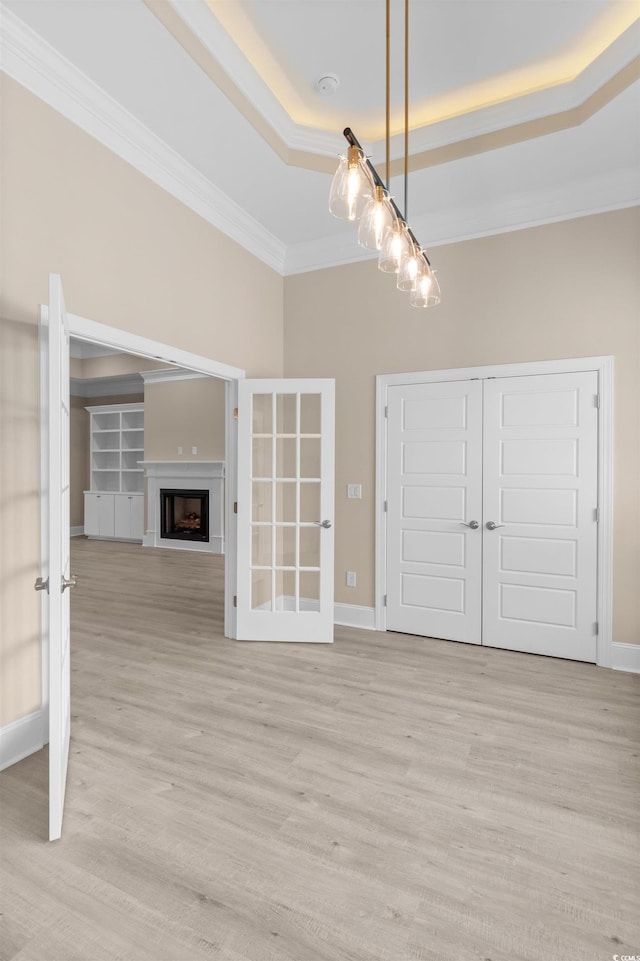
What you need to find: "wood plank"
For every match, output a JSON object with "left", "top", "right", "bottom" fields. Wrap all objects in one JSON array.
[{"left": 1, "top": 537, "right": 639, "bottom": 960}]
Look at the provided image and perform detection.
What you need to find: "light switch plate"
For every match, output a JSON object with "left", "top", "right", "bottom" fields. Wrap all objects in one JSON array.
[
  {"left": 347, "top": 484, "right": 362, "bottom": 499},
  {"left": 346, "top": 571, "right": 357, "bottom": 587},
  {"left": 192, "top": 446, "right": 198, "bottom": 455}
]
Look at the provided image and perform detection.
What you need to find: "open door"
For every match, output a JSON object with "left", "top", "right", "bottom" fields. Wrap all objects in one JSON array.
[
  {"left": 38, "top": 274, "right": 74, "bottom": 841},
  {"left": 236, "top": 379, "right": 335, "bottom": 642}
]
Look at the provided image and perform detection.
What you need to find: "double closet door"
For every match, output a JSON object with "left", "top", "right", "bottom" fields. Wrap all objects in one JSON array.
[{"left": 386, "top": 371, "right": 599, "bottom": 662}]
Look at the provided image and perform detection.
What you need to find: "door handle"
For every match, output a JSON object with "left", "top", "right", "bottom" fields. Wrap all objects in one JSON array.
[
  {"left": 34, "top": 576, "right": 49, "bottom": 594},
  {"left": 314, "top": 520, "right": 332, "bottom": 529},
  {"left": 62, "top": 574, "right": 78, "bottom": 592},
  {"left": 461, "top": 520, "right": 479, "bottom": 529},
  {"left": 486, "top": 521, "right": 505, "bottom": 530}
]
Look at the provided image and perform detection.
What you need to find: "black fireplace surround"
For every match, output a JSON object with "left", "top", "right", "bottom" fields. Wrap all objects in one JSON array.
[{"left": 160, "top": 488, "right": 209, "bottom": 542}]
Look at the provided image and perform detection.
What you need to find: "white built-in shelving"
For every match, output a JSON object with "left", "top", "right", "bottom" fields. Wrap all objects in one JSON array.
[
  {"left": 87, "top": 403, "right": 144, "bottom": 493},
  {"left": 84, "top": 403, "right": 145, "bottom": 541}
]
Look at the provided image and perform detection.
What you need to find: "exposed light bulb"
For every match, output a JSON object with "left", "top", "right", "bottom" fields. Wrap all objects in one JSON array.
[
  {"left": 379, "top": 220, "right": 411, "bottom": 273},
  {"left": 397, "top": 241, "right": 421, "bottom": 291},
  {"left": 358, "top": 186, "right": 393, "bottom": 250},
  {"left": 329, "top": 146, "right": 371, "bottom": 221},
  {"left": 411, "top": 266, "right": 440, "bottom": 308},
  {"left": 346, "top": 162, "right": 362, "bottom": 221}
]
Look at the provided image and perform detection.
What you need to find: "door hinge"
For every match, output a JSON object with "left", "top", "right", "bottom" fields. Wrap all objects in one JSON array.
[
  {"left": 384, "top": 405, "right": 388, "bottom": 418},
  {"left": 594, "top": 621, "right": 599, "bottom": 635},
  {"left": 384, "top": 500, "right": 388, "bottom": 513},
  {"left": 594, "top": 507, "right": 600, "bottom": 523},
  {"left": 233, "top": 501, "right": 238, "bottom": 514},
  {"left": 383, "top": 594, "right": 387, "bottom": 607},
  {"left": 594, "top": 394, "right": 600, "bottom": 409},
  {"left": 233, "top": 595, "right": 237, "bottom": 608},
  {"left": 233, "top": 407, "right": 238, "bottom": 420}
]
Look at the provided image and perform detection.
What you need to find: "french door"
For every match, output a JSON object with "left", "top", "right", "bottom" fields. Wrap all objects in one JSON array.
[
  {"left": 236, "top": 379, "right": 335, "bottom": 642},
  {"left": 39, "top": 274, "right": 74, "bottom": 841},
  {"left": 386, "top": 371, "right": 599, "bottom": 661}
]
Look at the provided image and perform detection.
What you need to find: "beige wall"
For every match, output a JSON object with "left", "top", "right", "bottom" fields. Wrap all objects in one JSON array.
[
  {"left": 0, "top": 75, "right": 283, "bottom": 726},
  {"left": 284, "top": 207, "right": 640, "bottom": 645},
  {"left": 144, "top": 377, "right": 226, "bottom": 462},
  {"left": 69, "top": 393, "right": 145, "bottom": 529}
]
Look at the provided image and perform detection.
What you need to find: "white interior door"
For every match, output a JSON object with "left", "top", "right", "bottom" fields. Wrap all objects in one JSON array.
[
  {"left": 482, "top": 372, "right": 598, "bottom": 661},
  {"left": 41, "top": 274, "right": 73, "bottom": 840},
  {"left": 386, "top": 380, "right": 483, "bottom": 643},
  {"left": 236, "top": 379, "right": 335, "bottom": 642}
]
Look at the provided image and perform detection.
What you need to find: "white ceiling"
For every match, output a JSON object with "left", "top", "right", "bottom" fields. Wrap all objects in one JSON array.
[{"left": 2, "top": 0, "right": 639, "bottom": 274}]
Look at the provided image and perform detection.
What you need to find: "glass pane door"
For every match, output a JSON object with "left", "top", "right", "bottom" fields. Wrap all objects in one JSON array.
[{"left": 236, "top": 379, "right": 334, "bottom": 642}]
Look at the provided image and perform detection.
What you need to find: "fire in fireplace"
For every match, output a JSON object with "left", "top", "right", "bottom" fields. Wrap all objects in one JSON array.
[{"left": 160, "top": 489, "right": 209, "bottom": 542}]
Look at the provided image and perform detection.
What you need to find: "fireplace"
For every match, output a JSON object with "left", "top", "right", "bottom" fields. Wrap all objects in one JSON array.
[{"left": 160, "top": 488, "right": 209, "bottom": 542}]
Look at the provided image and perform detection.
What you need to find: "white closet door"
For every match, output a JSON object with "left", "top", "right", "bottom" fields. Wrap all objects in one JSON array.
[
  {"left": 386, "top": 381, "right": 483, "bottom": 643},
  {"left": 482, "top": 372, "right": 598, "bottom": 661}
]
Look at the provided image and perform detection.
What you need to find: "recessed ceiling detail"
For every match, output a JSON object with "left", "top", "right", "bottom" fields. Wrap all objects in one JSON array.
[{"left": 159, "top": 0, "right": 640, "bottom": 172}]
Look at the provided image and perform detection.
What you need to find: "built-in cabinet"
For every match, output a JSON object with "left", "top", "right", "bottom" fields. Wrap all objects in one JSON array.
[{"left": 84, "top": 403, "right": 144, "bottom": 541}]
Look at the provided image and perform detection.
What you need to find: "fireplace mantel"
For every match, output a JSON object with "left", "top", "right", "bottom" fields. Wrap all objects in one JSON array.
[{"left": 140, "top": 461, "right": 224, "bottom": 553}]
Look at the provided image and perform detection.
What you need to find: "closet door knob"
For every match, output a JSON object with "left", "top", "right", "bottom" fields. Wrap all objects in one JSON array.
[
  {"left": 486, "top": 521, "right": 505, "bottom": 530},
  {"left": 461, "top": 520, "right": 479, "bottom": 529}
]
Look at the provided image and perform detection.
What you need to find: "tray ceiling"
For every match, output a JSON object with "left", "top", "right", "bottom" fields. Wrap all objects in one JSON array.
[{"left": 2, "top": 0, "right": 638, "bottom": 273}]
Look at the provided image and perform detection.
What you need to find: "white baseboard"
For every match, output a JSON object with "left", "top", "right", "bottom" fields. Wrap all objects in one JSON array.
[
  {"left": 334, "top": 603, "right": 376, "bottom": 631},
  {"left": 70, "top": 525, "right": 84, "bottom": 537},
  {"left": 0, "top": 709, "right": 45, "bottom": 771},
  {"left": 610, "top": 642, "right": 640, "bottom": 674}
]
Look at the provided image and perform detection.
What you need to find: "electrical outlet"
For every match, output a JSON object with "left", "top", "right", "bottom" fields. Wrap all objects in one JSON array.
[
  {"left": 192, "top": 446, "right": 198, "bottom": 455},
  {"left": 346, "top": 571, "right": 357, "bottom": 587},
  {"left": 347, "top": 484, "right": 362, "bottom": 499},
  {"left": 177, "top": 446, "right": 183, "bottom": 455}
]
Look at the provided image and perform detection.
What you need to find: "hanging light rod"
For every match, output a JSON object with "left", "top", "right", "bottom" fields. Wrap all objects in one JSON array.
[{"left": 328, "top": 0, "right": 440, "bottom": 308}]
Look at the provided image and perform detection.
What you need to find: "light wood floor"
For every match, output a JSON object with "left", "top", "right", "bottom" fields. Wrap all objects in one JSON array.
[{"left": 1, "top": 538, "right": 639, "bottom": 961}]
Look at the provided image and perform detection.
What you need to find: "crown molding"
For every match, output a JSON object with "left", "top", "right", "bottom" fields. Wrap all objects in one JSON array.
[
  {"left": 140, "top": 367, "right": 208, "bottom": 385},
  {"left": 0, "top": 5, "right": 287, "bottom": 274},
  {"left": 70, "top": 374, "right": 143, "bottom": 398},
  {"left": 284, "top": 168, "right": 640, "bottom": 275}
]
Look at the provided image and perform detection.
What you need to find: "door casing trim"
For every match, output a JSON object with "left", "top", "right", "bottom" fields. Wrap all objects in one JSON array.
[
  {"left": 375, "top": 356, "right": 614, "bottom": 667},
  {"left": 39, "top": 305, "right": 246, "bottom": 723}
]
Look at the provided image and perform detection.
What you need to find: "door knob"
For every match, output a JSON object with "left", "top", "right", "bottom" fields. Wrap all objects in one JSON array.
[
  {"left": 62, "top": 574, "right": 78, "bottom": 592},
  {"left": 34, "top": 576, "right": 49, "bottom": 593},
  {"left": 461, "top": 520, "right": 479, "bottom": 529},
  {"left": 314, "top": 520, "right": 332, "bottom": 529},
  {"left": 486, "top": 521, "right": 505, "bottom": 530}
]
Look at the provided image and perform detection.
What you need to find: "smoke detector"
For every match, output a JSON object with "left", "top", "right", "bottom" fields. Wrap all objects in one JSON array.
[{"left": 316, "top": 74, "right": 340, "bottom": 95}]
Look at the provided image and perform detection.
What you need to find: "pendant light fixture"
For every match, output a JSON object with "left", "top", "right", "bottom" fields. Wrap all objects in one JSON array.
[{"left": 328, "top": 0, "right": 440, "bottom": 308}]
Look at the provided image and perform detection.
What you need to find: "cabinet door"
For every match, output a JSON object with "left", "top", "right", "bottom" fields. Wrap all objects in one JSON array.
[
  {"left": 97, "top": 494, "right": 115, "bottom": 537},
  {"left": 114, "top": 495, "right": 130, "bottom": 539},
  {"left": 84, "top": 493, "right": 100, "bottom": 536},
  {"left": 130, "top": 495, "right": 144, "bottom": 540},
  {"left": 114, "top": 495, "right": 144, "bottom": 539}
]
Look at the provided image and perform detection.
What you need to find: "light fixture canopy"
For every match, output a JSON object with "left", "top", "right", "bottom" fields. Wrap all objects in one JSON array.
[{"left": 328, "top": 0, "right": 440, "bottom": 308}]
